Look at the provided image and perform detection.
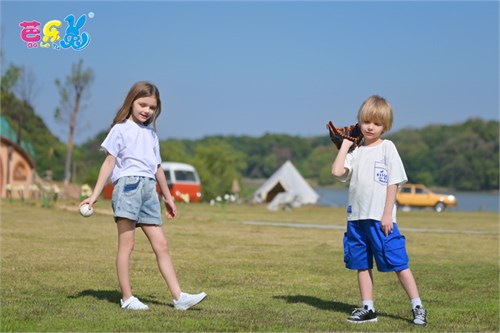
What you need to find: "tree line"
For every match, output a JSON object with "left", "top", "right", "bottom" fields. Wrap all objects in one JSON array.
[{"left": 2, "top": 62, "right": 498, "bottom": 201}]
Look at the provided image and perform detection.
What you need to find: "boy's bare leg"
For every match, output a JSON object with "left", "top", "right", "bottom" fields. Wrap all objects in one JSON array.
[
  {"left": 358, "top": 269, "right": 374, "bottom": 301},
  {"left": 396, "top": 268, "right": 420, "bottom": 299}
]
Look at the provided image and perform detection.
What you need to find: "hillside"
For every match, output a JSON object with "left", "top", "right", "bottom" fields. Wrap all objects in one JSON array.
[
  {"left": 1, "top": 89, "right": 67, "bottom": 180},
  {"left": 1, "top": 83, "right": 498, "bottom": 192}
]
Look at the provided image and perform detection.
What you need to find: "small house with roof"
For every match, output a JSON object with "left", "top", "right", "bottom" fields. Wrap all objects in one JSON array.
[{"left": 0, "top": 116, "right": 36, "bottom": 198}]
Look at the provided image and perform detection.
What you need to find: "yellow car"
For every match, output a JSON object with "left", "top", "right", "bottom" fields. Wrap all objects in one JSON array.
[{"left": 396, "top": 184, "right": 457, "bottom": 213}]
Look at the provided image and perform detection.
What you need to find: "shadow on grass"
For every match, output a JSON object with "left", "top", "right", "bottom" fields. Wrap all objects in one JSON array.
[
  {"left": 274, "top": 295, "right": 409, "bottom": 323},
  {"left": 68, "top": 289, "right": 168, "bottom": 307},
  {"left": 274, "top": 295, "right": 355, "bottom": 312}
]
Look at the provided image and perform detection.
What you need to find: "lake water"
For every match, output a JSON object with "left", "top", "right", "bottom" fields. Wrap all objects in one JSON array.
[{"left": 315, "top": 187, "right": 500, "bottom": 213}]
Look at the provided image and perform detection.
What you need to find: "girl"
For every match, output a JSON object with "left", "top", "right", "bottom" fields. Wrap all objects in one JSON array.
[{"left": 80, "top": 81, "right": 206, "bottom": 310}]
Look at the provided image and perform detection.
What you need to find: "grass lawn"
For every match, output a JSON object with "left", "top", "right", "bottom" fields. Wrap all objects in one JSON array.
[{"left": 1, "top": 199, "right": 498, "bottom": 332}]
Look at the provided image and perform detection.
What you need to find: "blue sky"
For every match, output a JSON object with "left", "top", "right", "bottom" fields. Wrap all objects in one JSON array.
[{"left": 1, "top": 1, "right": 498, "bottom": 144}]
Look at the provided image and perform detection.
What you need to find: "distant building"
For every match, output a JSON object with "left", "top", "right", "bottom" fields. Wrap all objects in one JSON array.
[{"left": 0, "top": 116, "right": 36, "bottom": 198}]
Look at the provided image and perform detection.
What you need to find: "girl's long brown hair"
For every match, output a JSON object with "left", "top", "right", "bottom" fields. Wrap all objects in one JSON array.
[{"left": 112, "top": 81, "right": 162, "bottom": 130}]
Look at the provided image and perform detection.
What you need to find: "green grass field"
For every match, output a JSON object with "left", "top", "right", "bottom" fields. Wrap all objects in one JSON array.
[{"left": 1, "top": 199, "right": 499, "bottom": 332}]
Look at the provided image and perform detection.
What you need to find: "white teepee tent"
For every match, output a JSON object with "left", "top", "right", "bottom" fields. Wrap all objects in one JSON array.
[{"left": 253, "top": 160, "right": 319, "bottom": 210}]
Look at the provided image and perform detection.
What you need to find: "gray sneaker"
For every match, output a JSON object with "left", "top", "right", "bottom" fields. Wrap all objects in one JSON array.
[
  {"left": 412, "top": 305, "right": 427, "bottom": 325},
  {"left": 120, "top": 296, "right": 149, "bottom": 310},
  {"left": 347, "top": 305, "right": 378, "bottom": 323},
  {"left": 173, "top": 292, "right": 207, "bottom": 310}
]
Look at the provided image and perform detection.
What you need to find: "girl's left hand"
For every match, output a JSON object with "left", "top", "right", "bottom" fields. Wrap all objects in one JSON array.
[{"left": 164, "top": 198, "right": 177, "bottom": 219}]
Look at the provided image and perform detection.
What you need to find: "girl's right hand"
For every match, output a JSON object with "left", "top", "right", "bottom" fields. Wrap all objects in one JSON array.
[{"left": 79, "top": 196, "right": 97, "bottom": 209}]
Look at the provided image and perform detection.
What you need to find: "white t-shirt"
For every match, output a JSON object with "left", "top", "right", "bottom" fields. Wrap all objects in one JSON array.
[
  {"left": 339, "top": 139, "right": 407, "bottom": 222},
  {"left": 101, "top": 119, "right": 162, "bottom": 183}
]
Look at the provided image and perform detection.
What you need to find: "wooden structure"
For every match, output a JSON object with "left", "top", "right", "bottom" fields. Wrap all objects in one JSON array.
[{"left": 0, "top": 117, "right": 36, "bottom": 199}]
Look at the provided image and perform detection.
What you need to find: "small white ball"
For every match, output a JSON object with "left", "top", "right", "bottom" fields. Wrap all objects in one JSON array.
[{"left": 79, "top": 204, "right": 94, "bottom": 217}]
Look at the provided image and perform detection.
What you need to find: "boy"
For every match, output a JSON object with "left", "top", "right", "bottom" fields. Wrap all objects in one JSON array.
[{"left": 331, "top": 95, "right": 427, "bottom": 325}]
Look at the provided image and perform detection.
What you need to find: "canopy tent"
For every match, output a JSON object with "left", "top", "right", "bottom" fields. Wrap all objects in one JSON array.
[{"left": 253, "top": 160, "right": 319, "bottom": 210}]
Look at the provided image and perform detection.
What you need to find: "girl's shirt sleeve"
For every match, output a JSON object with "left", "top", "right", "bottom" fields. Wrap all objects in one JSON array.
[
  {"left": 153, "top": 134, "right": 162, "bottom": 167},
  {"left": 101, "top": 125, "right": 123, "bottom": 157}
]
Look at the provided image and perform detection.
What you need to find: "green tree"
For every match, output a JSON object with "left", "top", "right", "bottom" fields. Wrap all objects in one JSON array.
[
  {"left": 55, "top": 59, "right": 94, "bottom": 185},
  {"left": 1, "top": 63, "right": 66, "bottom": 179},
  {"left": 75, "top": 130, "right": 108, "bottom": 185},
  {"left": 192, "top": 140, "right": 247, "bottom": 201},
  {"left": 303, "top": 145, "right": 335, "bottom": 185},
  {"left": 435, "top": 130, "right": 498, "bottom": 190},
  {"left": 388, "top": 129, "right": 436, "bottom": 185},
  {"left": 1, "top": 64, "right": 21, "bottom": 96},
  {"left": 160, "top": 139, "right": 190, "bottom": 162}
]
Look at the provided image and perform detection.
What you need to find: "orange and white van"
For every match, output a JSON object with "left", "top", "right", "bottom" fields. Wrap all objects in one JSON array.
[
  {"left": 161, "top": 162, "right": 202, "bottom": 202},
  {"left": 102, "top": 162, "right": 202, "bottom": 202}
]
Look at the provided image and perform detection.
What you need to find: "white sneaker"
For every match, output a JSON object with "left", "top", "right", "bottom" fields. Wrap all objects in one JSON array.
[
  {"left": 120, "top": 296, "right": 149, "bottom": 310},
  {"left": 173, "top": 292, "right": 207, "bottom": 310}
]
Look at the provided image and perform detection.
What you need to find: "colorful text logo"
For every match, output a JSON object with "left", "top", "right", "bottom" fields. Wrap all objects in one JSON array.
[{"left": 19, "top": 12, "right": 93, "bottom": 51}]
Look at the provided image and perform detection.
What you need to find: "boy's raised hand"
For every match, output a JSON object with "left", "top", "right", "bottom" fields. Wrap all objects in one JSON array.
[{"left": 327, "top": 121, "right": 364, "bottom": 152}]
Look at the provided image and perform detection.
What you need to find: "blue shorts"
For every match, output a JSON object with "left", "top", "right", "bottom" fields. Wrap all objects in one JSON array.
[
  {"left": 111, "top": 176, "right": 163, "bottom": 226},
  {"left": 343, "top": 219, "right": 409, "bottom": 272}
]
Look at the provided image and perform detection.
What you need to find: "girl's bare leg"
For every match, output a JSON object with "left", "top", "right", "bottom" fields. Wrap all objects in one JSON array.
[
  {"left": 116, "top": 218, "right": 136, "bottom": 300},
  {"left": 141, "top": 225, "right": 182, "bottom": 300}
]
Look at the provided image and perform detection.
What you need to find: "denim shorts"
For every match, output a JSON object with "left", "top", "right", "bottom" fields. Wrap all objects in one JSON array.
[
  {"left": 343, "top": 219, "right": 409, "bottom": 272},
  {"left": 111, "top": 176, "right": 162, "bottom": 226}
]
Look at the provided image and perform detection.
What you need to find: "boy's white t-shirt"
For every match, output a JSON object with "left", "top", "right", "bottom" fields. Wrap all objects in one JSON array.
[
  {"left": 101, "top": 119, "right": 162, "bottom": 183},
  {"left": 339, "top": 139, "right": 407, "bottom": 222}
]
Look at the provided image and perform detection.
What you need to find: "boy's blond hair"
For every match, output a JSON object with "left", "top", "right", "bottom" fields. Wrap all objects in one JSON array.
[{"left": 357, "top": 95, "right": 393, "bottom": 132}]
